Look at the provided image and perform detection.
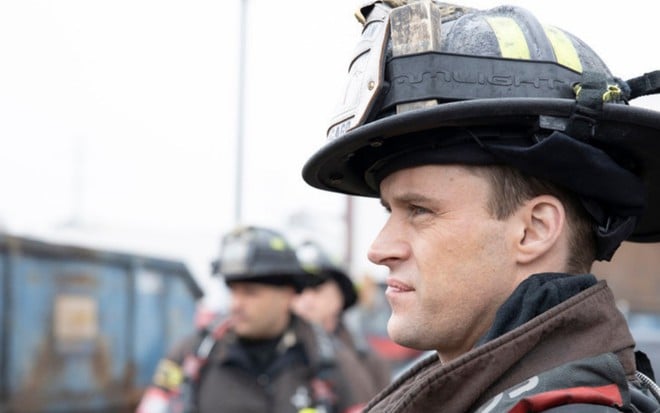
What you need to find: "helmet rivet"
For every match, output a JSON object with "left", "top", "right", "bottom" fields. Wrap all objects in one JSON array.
[
  {"left": 329, "top": 174, "right": 343, "bottom": 184},
  {"left": 368, "top": 80, "right": 376, "bottom": 91},
  {"left": 370, "top": 139, "right": 383, "bottom": 147}
]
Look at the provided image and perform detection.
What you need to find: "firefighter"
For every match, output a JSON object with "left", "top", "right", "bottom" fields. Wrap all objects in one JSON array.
[
  {"left": 302, "top": 1, "right": 660, "bottom": 412},
  {"left": 293, "top": 240, "right": 392, "bottom": 394},
  {"left": 136, "top": 226, "right": 367, "bottom": 413}
]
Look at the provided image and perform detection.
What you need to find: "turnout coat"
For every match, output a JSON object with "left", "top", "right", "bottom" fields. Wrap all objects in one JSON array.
[
  {"left": 139, "top": 314, "right": 376, "bottom": 413},
  {"left": 364, "top": 274, "right": 660, "bottom": 413}
]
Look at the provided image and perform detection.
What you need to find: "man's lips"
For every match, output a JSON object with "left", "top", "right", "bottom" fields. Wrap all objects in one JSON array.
[{"left": 386, "top": 278, "right": 414, "bottom": 293}]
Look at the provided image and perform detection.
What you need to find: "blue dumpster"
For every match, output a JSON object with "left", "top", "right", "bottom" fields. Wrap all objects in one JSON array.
[{"left": 0, "top": 233, "right": 203, "bottom": 413}]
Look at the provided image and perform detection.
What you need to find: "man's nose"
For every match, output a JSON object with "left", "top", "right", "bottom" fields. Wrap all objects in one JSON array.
[{"left": 367, "top": 216, "right": 409, "bottom": 266}]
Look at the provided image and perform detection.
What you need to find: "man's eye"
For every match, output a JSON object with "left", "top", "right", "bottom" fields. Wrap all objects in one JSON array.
[{"left": 409, "top": 205, "right": 430, "bottom": 216}]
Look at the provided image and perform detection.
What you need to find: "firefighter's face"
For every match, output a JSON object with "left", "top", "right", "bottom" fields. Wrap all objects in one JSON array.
[
  {"left": 228, "top": 282, "right": 296, "bottom": 339},
  {"left": 368, "top": 164, "right": 520, "bottom": 362},
  {"left": 292, "top": 279, "right": 344, "bottom": 333}
]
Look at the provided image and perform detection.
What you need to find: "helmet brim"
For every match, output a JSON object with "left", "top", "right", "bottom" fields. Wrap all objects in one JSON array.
[{"left": 302, "top": 98, "right": 660, "bottom": 243}]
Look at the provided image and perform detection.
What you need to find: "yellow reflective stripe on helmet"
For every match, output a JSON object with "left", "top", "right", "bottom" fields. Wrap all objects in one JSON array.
[
  {"left": 270, "top": 236, "right": 286, "bottom": 251},
  {"left": 485, "top": 16, "right": 530, "bottom": 60},
  {"left": 544, "top": 25, "right": 582, "bottom": 73}
]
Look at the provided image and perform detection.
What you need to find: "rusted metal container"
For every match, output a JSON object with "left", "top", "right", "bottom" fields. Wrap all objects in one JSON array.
[{"left": 0, "top": 234, "right": 203, "bottom": 413}]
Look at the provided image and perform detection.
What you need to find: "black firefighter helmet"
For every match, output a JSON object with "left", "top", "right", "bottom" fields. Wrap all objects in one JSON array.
[
  {"left": 214, "top": 226, "right": 308, "bottom": 292},
  {"left": 302, "top": 1, "right": 660, "bottom": 261},
  {"left": 296, "top": 240, "right": 358, "bottom": 311}
]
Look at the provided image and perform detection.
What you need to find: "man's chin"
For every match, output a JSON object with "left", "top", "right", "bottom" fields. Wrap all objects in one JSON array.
[
  {"left": 232, "top": 323, "right": 253, "bottom": 338},
  {"left": 388, "top": 321, "right": 414, "bottom": 348}
]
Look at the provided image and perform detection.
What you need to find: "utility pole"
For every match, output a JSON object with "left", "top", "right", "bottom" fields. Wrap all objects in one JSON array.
[
  {"left": 345, "top": 195, "right": 353, "bottom": 272},
  {"left": 67, "top": 136, "right": 85, "bottom": 228},
  {"left": 234, "top": 0, "right": 248, "bottom": 225}
]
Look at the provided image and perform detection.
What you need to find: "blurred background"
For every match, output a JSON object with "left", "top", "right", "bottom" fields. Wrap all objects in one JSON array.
[{"left": 2, "top": 0, "right": 660, "bottom": 412}]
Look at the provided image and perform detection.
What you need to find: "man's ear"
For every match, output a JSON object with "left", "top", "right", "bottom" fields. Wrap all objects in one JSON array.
[{"left": 515, "top": 195, "right": 566, "bottom": 264}]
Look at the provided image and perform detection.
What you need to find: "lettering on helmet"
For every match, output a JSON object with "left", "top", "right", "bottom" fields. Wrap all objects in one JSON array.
[{"left": 391, "top": 70, "right": 569, "bottom": 90}]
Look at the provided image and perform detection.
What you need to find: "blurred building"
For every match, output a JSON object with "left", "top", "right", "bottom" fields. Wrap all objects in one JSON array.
[
  {"left": 593, "top": 242, "right": 660, "bottom": 374},
  {"left": 0, "top": 233, "right": 202, "bottom": 413},
  {"left": 593, "top": 242, "right": 660, "bottom": 312}
]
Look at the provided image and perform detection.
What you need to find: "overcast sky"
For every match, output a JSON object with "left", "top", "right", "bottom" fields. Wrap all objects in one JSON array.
[{"left": 1, "top": 0, "right": 659, "bottom": 307}]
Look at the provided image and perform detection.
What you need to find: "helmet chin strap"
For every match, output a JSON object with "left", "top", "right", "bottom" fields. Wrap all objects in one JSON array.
[{"left": 582, "top": 202, "right": 638, "bottom": 261}]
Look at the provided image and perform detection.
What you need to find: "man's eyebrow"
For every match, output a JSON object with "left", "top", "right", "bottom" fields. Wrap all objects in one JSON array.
[{"left": 381, "top": 192, "right": 435, "bottom": 208}]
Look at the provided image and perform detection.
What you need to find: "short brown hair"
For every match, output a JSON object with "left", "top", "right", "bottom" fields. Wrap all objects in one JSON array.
[{"left": 471, "top": 164, "right": 596, "bottom": 273}]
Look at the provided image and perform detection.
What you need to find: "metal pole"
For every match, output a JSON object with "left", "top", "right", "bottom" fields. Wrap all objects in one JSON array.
[
  {"left": 345, "top": 195, "right": 353, "bottom": 272},
  {"left": 234, "top": 0, "right": 248, "bottom": 225}
]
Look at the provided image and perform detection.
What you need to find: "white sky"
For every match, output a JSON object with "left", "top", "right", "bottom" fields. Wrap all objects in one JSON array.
[{"left": 1, "top": 0, "right": 659, "bottom": 307}]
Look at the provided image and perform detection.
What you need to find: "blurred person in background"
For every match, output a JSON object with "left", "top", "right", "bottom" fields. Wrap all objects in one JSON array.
[
  {"left": 136, "top": 226, "right": 369, "bottom": 413},
  {"left": 293, "top": 240, "right": 392, "bottom": 392}
]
